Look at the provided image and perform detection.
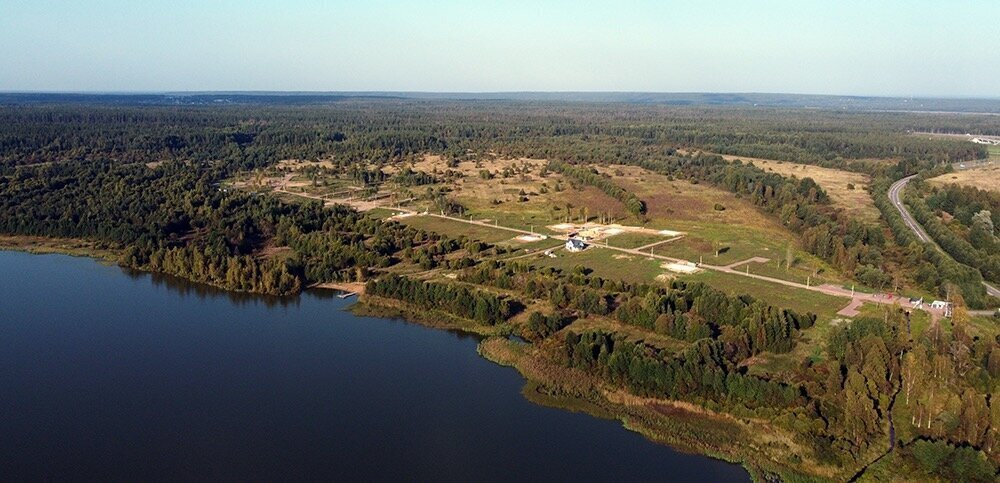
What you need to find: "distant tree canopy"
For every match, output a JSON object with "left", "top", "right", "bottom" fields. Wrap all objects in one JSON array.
[{"left": 0, "top": 102, "right": 988, "bottom": 173}]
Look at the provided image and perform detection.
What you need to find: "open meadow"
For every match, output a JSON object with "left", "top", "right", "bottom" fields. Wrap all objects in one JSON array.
[
  {"left": 927, "top": 163, "right": 1000, "bottom": 193},
  {"left": 719, "top": 155, "right": 879, "bottom": 222},
  {"left": 408, "top": 155, "right": 629, "bottom": 233}
]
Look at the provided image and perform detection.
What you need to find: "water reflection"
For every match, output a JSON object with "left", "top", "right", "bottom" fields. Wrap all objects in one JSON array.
[
  {"left": 2, "top": 251, "right": 750, "bottom": 482},
  {"left": 119, "top": 267, "right": 304, "bottom": 308}
]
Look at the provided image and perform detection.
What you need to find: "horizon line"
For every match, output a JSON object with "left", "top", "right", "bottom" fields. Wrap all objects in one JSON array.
[{"left": 2, "top": 90, "right": 1000, "bottom": 101}]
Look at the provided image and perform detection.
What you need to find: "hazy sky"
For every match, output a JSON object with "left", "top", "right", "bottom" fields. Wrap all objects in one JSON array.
[{"left": 2, "top": 0, "right": 998, "bottom": 96}]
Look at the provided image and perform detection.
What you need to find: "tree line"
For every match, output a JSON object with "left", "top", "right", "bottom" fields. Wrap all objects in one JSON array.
[
  {"left": 870, "top": 177, "right": 989, "bottom": 307},
  {"left": 546, "top": 160, "right": 646, "bottom": 217},
  {"left": 909, "top": 182, "right": 1000, "bottom": 285},
  {"left": 0, "top": 159, "right": 468, "bottom": 295},
  {"left": 365, "top": 274, "right": 521, "bottom": 325}
]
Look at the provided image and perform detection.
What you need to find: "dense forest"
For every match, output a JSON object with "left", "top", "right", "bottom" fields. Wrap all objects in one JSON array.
[
  {"left": 0, "top": 100, "right": 987, "bottom": 172},
  {"left": 448, "top": 257, "right": 998, "bottom": 478},
  {"left": 0, "top": 158, "right": 470, "bottom": 295},
  {"left": 366, "top": 274, "right": 520, "bottom": 325},
  {"left": 871, "top": 178, "right": 989, "bottom": 307},
  {"left": 905, "top": 182, "right": 1000, "bottom": 285}
]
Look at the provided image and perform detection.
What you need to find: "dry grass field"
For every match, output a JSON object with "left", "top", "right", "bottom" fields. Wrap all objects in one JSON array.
[
  {"left": 591, "top": 164, "right": 784, "bottom": 227},
  {"left": 238, "top": 155, "right": 852, "bottom": 292},
  {"left": 927, "top": 164, "right": 1000, "bottom": 193},
  {"left": 719, "top": 155, "right": 879, "bottom": 222},
  {"left": 579, "top": 164, "right": 844, "bottom": 282},
  {"left": 409, "top": 155, "right": 629, "bottom": 232}
]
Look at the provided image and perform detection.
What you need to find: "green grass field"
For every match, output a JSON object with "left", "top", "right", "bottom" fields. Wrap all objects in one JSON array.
[
  {"left": 730, "top": 259, "right": 839, "bottom": 287},
  {"left": 395, "top": 215, "right": 519, "bottom": 244},
  {"left": 969, "top": 314, "right": 1000, "bottom": 340},
  {"left": 684, "top": 270, "right": 848, "bottom": 321},
  {"left": 605, "top": 232, "right": 671, "bottom": 249},
  {"left": 366, "top": 207, "right": 398, "bottom": 219},
  {"left": 528, "top": 246, "right": 665, "bottom": 284},
  {"left": 651, "top": 223, "right": 785, "bottom": 264},
  {"left": 462, "top": 208, "right": 562, "bottom": 235}
]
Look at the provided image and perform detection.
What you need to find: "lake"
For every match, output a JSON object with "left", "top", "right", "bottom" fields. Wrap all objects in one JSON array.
[{"left": 0, "top": 251, "right": 749, "bottom": 481}]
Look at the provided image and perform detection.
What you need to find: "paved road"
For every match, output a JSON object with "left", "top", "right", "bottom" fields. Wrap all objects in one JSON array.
[
  {"left": 888, "top": 175, "right": 932, "bottom": 243},
  {"left": 888, "top": 175, "right": 1000, "bottom": 299}
]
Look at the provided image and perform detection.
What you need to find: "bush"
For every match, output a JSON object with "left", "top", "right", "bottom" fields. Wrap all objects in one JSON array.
[{"left": 909, "top": 440, "right": 997, "bottom": 482}]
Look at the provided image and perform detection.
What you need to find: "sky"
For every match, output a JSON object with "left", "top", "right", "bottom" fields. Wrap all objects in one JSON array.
[{"left": 1, "top": 0, "right": 998, "bottom": 97}]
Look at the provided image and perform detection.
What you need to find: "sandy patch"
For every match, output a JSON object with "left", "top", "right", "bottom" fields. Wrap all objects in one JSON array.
[
  {"left": 277, "top": 158, "right": 337, "bottom": 170},
  {"left": 662, "top": 262, "right": 702, "bottom": 274},
  {"left": 515, "top": 234, "right": 547, "bottom": 242},
  {"left": 836, "top": 299, "right": 864, "bottom": 317}
]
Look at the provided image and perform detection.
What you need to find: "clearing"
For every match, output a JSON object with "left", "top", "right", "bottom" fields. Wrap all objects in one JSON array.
[
  {"left": 410, "top": 155, "right": 629, "bottom": 233},
  {"left": 926, "top": 163, "right": 1000, "bottom": 193},
  {"left": 527, "top": 246, "right": 666, "bottom": 284},
  {"left": 719, "top": 155, "right": 879, "bottom": 222}
]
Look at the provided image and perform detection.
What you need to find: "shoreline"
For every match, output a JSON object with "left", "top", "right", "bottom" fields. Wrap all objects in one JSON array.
[
  {"left": 357, "top": 296, "right": 827, "bottom": 481},
  {"left": 2, "top": 242, "right": 850, "bottom": 480},
  {"left": 0, "top": 235, "right": 119, "bottom": 262}
]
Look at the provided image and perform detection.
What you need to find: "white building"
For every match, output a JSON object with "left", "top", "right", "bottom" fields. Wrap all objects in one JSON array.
[
  {"left": 929, "top": 300, "right": 953, "bottom": 317},
  {"left": 565, "top": 238, "right": 587, "bottom": 252}
]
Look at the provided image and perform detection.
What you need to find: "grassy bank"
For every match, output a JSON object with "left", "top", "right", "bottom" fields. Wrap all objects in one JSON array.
[
  {"left": 477, "top": 337, "right": 844, "bottom": 482},
  {"left": 0, "top": 235, "right": 119, "bottom": 261},
  {"left": 352, "top": 294, "right": 511, "bottom": 337}
]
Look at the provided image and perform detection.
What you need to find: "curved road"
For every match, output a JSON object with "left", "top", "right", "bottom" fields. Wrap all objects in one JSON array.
[{"left": 888, "top": 176, "right": 1000, "bottom": 299}]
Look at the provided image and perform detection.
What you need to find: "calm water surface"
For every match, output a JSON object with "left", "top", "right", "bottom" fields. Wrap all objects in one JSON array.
[{"left": 0, "top": 251, "right": 749, "bottom": 481}]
